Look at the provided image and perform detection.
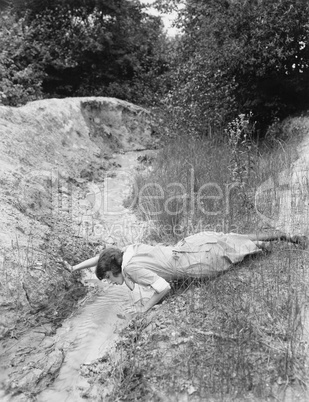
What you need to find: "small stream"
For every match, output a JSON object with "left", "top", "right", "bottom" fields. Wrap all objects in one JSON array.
[
  {"left": 38, "top": 151, "right": 155, "bottom": 401},
  {"left": 0, "top": 150, "right": 155, "bottom": 401},
  {"left": 39, "top": 284, "right": 151, "bottom": 401}
]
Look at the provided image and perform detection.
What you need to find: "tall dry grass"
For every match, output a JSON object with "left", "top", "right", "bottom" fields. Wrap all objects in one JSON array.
[{"left": 113, "top": 120, "right": 309, "bottom": 400}]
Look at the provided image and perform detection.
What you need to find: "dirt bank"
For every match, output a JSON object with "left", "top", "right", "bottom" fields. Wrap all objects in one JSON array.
[
  {"left": 0, "top": 148, "right": 157, "bottom": 401},
  {"left": 0, "top": 97, "right": 160, "bottom": 400},
  {"left": 0, "top": 96, "right": 159, "bottom": 340}
]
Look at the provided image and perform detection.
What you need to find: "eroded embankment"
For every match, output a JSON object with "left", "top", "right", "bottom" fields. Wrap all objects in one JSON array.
[
  {"left": 0, "top": 96, "right": 158, "bottom": 339},
  {"left": 0, "top": 97, "right": 159, "bottom": 400}
]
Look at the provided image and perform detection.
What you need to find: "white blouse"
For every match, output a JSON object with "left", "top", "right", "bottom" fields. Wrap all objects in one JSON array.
[{"left": 122, "top": 244, "right": 171, "bottom": 293}]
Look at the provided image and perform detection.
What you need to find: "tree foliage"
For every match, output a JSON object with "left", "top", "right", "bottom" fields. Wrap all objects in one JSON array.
[
  {"left": 0, "top": 12, "right": 44, "bottom": 105},
  {"left": 156, "top": 0, "right": 309, "bottom": 136},
  {"left": 1, "top": 0, "right": 309, "bottom": 139},
  {"left": 0, "top": 0, "right": 172, "bottom": 105}
]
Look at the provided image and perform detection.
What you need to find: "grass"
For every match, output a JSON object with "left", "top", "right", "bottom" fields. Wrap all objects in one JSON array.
[
  {"left": 98, "top": 243, "right": 308, "bottom": 401},
  {"left": 98, "top": 118, "right": 309, "bottom": 400},
  {"left": 125, "top": 115, "right": 308, "bottom": 239},
  {"left": 124, "top": 135, "right": 238, "bottom": 240}
]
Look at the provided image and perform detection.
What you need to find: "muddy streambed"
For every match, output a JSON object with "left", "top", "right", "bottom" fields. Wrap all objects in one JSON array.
[
  {"left": 38, "top": 284, "right": 152, "bottom": 401},
  {"left": 0, "top": 150, "right": 155, "bottom": 401}
]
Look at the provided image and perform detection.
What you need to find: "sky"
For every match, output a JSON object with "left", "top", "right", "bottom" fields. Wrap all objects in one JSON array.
[{"left": 140, "top": 0, "right": 180, "bottom": 36}]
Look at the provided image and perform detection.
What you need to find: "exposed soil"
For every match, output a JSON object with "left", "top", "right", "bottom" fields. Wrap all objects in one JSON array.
[
  {"left": 0, "top": 97, "right": 160, "bottom": 400},
  {"left": 1, "top": 100, "right": 309, "bottom": 401}
]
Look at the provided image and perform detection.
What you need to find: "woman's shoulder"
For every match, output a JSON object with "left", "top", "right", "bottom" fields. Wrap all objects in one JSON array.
[
  {"left": 122, "top": 244, "right": 146, "bottom": 271},
  {"left": 122, "top": 244, "right": 137, "bottom": 266}
]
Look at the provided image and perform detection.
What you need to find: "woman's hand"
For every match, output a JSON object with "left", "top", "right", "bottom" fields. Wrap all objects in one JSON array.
[
  {"left": 63, "top": 260, "right": 73, "bottom": 273},
  {"left": 134, "top": 304, "right": 160, "bottom": 315},
  {"left": 134, "top": 305, "right": 147, "bottom": 314}
]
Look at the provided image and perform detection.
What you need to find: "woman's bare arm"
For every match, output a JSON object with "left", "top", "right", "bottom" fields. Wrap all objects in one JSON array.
[
  {"left": 141, "top": 287, "right": 171, "bottom": 313},
  {"left": 72, "top": 255, "right": 100, "bottom": 272}
]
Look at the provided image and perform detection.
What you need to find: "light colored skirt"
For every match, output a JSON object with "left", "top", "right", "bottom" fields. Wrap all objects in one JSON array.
[{"left": 172, "top": 232, "right": 261, "bottom": 278}]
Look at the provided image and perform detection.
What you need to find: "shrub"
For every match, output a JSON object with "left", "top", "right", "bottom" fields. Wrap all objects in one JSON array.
[{"left": 0, "top": 13, "right": 44, "bottom": 106}]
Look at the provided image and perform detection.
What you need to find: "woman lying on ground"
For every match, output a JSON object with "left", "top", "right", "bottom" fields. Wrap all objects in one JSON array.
[{"left": 68, "top": 231, "right": 307, "bottom": 313}]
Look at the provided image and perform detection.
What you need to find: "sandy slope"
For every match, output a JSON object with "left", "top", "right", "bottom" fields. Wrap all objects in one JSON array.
[{"left": 0, "top": 97, "right": 159, "bottom": 400}]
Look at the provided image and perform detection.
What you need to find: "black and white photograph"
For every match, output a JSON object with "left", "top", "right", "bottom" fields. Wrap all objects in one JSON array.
[{"left": 1, "top": 1, "right": 309, "bottom": 401}]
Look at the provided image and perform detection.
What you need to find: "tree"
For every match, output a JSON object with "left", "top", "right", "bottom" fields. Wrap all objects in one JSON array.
[
  {"left": 157, "top": 0, "right": 309, "bottom": 136},
  {"left": 0, "top": 0, "right": 173, "bottom": 105},
  {"left": 0, "top": 12, "right": 44, "bottom": 105}
]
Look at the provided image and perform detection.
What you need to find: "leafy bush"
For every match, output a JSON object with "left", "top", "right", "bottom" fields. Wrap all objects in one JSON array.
[
  {"left": 0, "top": 1, "right": 174, "bottom": 106},
  {"left": 156, "top": 0, "right": 309, "bottom": 137},
  {"left": 0, "top": 13, "right": 44, "bottom": 106}
]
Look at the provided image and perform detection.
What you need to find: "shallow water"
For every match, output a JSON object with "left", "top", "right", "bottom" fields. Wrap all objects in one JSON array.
[
  {"left": 36, "top": 151, "right": 154, "bottom": 401},
  {"left": 38, "top": 283, "right": 152, "bottom": 402},
  {"left": 0, "top": 150, "right": 155, "bottom": 401}
]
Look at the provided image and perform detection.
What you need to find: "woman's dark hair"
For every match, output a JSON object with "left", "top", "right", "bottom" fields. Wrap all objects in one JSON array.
[{"left": 96, "top": 247, "right": 123, "bottom": 280}]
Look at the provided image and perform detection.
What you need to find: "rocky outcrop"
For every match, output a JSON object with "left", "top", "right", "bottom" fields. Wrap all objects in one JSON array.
[{"left": 0, "top": 97, "right": 157, "bottom": 340}]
